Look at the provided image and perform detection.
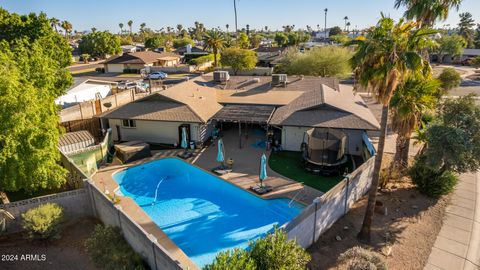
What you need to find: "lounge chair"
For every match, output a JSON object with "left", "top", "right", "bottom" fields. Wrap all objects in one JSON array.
[{"left": 211, "top": 165, "right": 232, "bottom": 175}]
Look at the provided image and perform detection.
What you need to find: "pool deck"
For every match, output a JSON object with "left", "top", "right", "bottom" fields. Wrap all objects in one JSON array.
[{"left": 92, "top": 127, "right": 324, "bottom": 269}]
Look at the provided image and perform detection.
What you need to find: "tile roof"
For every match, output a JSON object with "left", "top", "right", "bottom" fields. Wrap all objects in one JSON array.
[{"left": 104, "top": 51, "right": 179, "bottom": 65}]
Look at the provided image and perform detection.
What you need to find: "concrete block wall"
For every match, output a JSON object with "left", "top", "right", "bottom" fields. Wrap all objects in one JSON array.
[
  {"left": 85, "top": 181, "right": 184, "bottom": 270},
  {"left": 286, "top": 156, "right": 375, "bottom": 248},
  {"left": 0, "top": 189, "right": 92, "bottom": 233}
]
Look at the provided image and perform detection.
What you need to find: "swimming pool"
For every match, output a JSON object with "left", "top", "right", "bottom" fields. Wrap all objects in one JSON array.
[{"left": 113, "top": 157, "right": 304, "bottom": 267}]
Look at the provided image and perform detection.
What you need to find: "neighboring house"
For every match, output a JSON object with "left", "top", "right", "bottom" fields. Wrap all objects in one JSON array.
[
  {"left": 121, "top": 44, "right": 145, "bottom": 54},
  {"left": 99, "top": 74, "right": 379, "bottom": 154},
  {"left": 103, "top": 51, "right": 180, "bottom": 73},
  {"left": 55, "top": 78, "right": 117, "bottom": 107},
  {"left": 176, "top": 44, "right": 209, "bottom": 56},
  {"left": 254, "top": 46, "right": 286, "bottom": 67},
  {"left": 432, "top": 48, "right": 480, "bottom": 63}
]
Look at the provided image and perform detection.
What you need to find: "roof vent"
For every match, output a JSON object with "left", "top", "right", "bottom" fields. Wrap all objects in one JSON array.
[
  {"left": 272, "top": 74, "right": 287, "bottom": 87},
  {"left": 213, "top": 71, "right": 230, "bottom": 84}
]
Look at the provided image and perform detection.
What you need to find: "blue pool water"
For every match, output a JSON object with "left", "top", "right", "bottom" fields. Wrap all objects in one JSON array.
[{"left": 113, "top": 158, "right": 304, "bottom": 267}]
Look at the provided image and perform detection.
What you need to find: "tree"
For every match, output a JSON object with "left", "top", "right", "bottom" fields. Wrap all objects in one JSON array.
[
  {"left": 344, "top": 16, "right": 349, "bottom": 31},
  {"left": 127, "top": 20, "right": 133, "bottom": 35},
  {"left": 474, "top": 24, "right": 480, "bottom": 48},
  {"left": 278, "top": 46, "right": 352, "bottom": 78},
  {"left": 250, "top": 34, "right": 262, "bottom": 48},
  {"left": 220, "top": 48, "right": 257, "bottom": 75},
  {"left": 423, "top": 95, "right": 480, "bottom": 174},
  {"left": 330, "top": 34, "right": 351, "bottom": 44},
  {"left": 61, "top": 20, "right": 72, "bottom": 39},
  {"left": 437, "top": 67, "right": 461, "bottom": 92},
  {"left": 226, "top": 24, "right": 229, "bottom": 33},
  {"left": 119, "top": 23, "right": 124, "bottom": 34},
  {"left": 145, "top": 36, "right": 163, "bottom": 50},
  {"left": 140, "top": 22, "right": 146, "bottom": 32},
  {"left": 274, "top": 32, "right": 288, "bottom": 47},
  {"left": 394, "top": 0, "right": 463, "bottom": 28},
  {"left": 472, "top": 56, "right": 480, "bottom": 68},
  {"left": 236, "top": 32, "right": 250, "bottom": 49},
  {"left": 436, "top": 34, "right": 466, "bottom": 63},
  {"left": 390, "top": 75, "right": 440, "bottom": 166},
  {"left": 79, "top": 31, "right": 122, "bottom": 58},
  {"left": 458, "top": 12, "right": 475, "bottom": 48},
  {"left": 204, "top": 249, "right": 255, "bottom": 270},
  {"left": 50, "top": 17, "right": 59, "bottom": 33},
  {"left": 0, "top": 9, "right": 73, "bottom": 192},
  {"left": 329, "top": 26, "right": 343, "bottom": 36},
  {"left": 203, "top": 30, "right": 225, "bottom": 67},
  {"left": 172, "top": 37, "right": 194, "bottom": 48},
  {"left": 347, "top": 17, "right": 433, "bottom": 241}
]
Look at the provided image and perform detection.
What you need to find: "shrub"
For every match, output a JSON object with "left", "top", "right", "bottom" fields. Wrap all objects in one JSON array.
[
  {"left": 204, "top": 228, "right": 310, "bottom": 270},
  {"left": 21, "top": 203, "right": 64, "bottom": 240},
  {"left": 409, "top": 158, "right": 457, "bottom": 198},
  {"left": 338, "top": 246, "right": 387, "bottom": 270},
  {"left": 85, "top": 225, "right": 146, "bottom": 270},
  {"left": 204, "top": 248, "right": 256, "bottom": 270},
  {"left": 249, "top": 228, "right": 310, "bottom": 270},
  {"left": 437, "top": 68, "right": 461, "bottom": 92}
]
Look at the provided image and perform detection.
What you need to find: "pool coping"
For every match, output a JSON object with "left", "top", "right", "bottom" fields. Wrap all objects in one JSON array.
[{"left": 93, "top": 155, "right": 309, "bottom": 269}]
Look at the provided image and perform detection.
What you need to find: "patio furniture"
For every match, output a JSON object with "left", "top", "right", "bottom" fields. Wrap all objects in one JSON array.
[
  {"left": 114, "top": 141, "right": 151, "bottom": 163},
  {"left": 250, "top": 184, "right": 273, "bottom": 195}
]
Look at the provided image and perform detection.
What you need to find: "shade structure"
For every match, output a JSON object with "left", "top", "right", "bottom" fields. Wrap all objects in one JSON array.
[
  {"left": 216, "top": 139, "right": 225, "bottom": 163},
  {"left": 259, "top": 153, "right": 268, "bottom": 186},
  {"left": 181, "top": 127, "right": 188, "bottom": 149}
]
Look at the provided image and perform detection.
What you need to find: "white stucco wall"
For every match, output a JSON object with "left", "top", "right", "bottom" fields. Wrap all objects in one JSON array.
[
  {"left": 281, "top": 126, "right": 366, "bottom": 155},
  {"left": 109, "top": 119, "right": 203, "bottom": 145}
]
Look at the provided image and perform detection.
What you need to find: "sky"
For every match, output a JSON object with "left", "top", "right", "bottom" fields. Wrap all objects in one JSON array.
[{"left": 1, "top": 0, "right": 479, "bottom": 33}]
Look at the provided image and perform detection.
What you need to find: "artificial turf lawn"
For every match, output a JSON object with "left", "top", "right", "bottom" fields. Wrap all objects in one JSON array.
[{"left": 268, "top": 151, "right": 344, "bottom": 193}]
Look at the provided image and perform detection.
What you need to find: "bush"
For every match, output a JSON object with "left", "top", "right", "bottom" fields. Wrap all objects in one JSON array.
[
  {"left": 203, "top": 248, "right": 256, "bottom": 270},
  {"left": 85, "top": 225, "right": 146, "bottom": 270},
  {"left": 338, "top": 246, "right": 387, "bottom": 270},
  {"left": 205, "top": 228, "right": 310, "bottom": 270},
  {"left": 409, "top": 158, "right": 458, "bottom": 198},
  {"left": 21, "top": 203, "right": 64, "bottom": 240},
  {"left": 437, "top": 68, "right": 461, "bottom": 92}
]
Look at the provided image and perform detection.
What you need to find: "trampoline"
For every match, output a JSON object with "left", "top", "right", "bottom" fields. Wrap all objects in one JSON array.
[{"left": 301, "top": 128, "right": 348, "bottom": 175}]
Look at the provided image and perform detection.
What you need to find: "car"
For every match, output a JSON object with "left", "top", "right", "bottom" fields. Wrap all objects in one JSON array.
[
  {"left": 146, "top": 72, "right": 168, "bottom": 80},
  {"left": 461, "top": 58, "right": 473, "bottom": 66},
  {"left": 117, "top": 81, "right": 137, "bottom": 90}
]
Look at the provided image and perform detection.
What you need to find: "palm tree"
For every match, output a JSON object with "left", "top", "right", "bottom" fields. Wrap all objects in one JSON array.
[
  {"left": 346, "top": 22, "right": 351, "bottom": 32},
  {"left": 226, "top": 24, "right": 230, "bottom": 33},
  {"left": 394, "top": 0, "right": 463, "bottom": 28},
  {"left": 91, "top": 27, "right": 97, "bottom": 33},
  {"left": 119, "top": 23, "right": 124, "bottom": 34},
  {"left": 344, "top": 16, "right": 349, "bottom": 31},
  {"left": 140, "top": 23, "right": 146, "bottom": 32},
  {"left": 50, "top": 17, "right": 60, "bottom": 33},
  {"left": 203, "top": 30, "right": 225, "bottom": 67},
  {"left": 246, "top": 24, "right": 250, "bottom": 36},
  {"left": 347, "top": 17, "right": 434, "bottom": 241},
  {"left": 390, "top": 75, "right": 440, "bottom": 167},
  {"left": 127, "top": 20, "right": 133, "bottom": 35},
  {"left": 0, "top": 209, "right": 14, "bottom": 235},
  {"left": 61, "top": 20, "right": 73, "bottom": 39}
]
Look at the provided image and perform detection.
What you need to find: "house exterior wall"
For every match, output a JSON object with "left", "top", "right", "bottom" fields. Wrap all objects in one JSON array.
[
  {"left": 281, "top": 126, "right": 365, "bottom": 156},
  {"left": 109, "top": 119, "right": 206, "bottom": 145}
]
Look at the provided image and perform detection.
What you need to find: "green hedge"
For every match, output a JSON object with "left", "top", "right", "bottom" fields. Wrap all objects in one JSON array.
[{"left": 22, "top": 203, "right": 64, "bottom": 240}]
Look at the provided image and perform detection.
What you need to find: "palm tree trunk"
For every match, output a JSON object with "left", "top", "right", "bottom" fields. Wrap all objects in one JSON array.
[
  {"left": 394, "top": 135, "right": 410, "bottom": 167},
  {"left": 213, "top": 48, "right": 218, "bottom": 67},
  {"left": 358, "top": 104, "right": 389, "bottom": 242}
]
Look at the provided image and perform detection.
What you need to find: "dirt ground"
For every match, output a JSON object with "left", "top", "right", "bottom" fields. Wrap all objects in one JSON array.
[
  {"left": 0, "top": 217, "right": 99, "bottom": 270},
  {"left": 307, "top": 172, "right": 449, "bottom": 270}
]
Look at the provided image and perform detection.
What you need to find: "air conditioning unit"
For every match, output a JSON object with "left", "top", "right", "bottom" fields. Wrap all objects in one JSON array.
[
  {"left": 272, "top": 74, "right": 287, "bottom": 86},
  {"left": 213, "top": 71, "right": 230, "bottom": 83}
]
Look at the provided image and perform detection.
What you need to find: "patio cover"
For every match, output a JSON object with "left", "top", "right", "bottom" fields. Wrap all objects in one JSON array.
[{"left": 212, "top": 104, "right": 276, "bottom": 124}]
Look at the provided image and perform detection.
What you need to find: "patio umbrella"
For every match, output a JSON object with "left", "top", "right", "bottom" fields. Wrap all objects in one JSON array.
[
  {"left": 259, "top": 153, "right": 268, "bottom": 187},
  {"left": 180, "top": 127, "right": 188, "bottom": 149},
  {"left": 216, "top": 138, "right": 225, "bottom": 165}
]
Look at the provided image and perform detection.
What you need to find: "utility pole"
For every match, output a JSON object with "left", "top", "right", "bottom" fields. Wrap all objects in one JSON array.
[
  {"left": 234, "top": 0, "right": 238, "bottom": 34},
  {"left": 324, "top": 8, "right": 328, "bottom": 41}
]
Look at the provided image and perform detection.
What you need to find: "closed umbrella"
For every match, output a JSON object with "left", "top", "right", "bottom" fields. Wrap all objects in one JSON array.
[
  {"left": 216, "top": 138, "right": 225, "bottom": 166},
  {"left": 181, "top": 127, "right": 188, "bottom": 149},
  {"left": 259, "top": 153, "right": 268, "bottom": 187}
]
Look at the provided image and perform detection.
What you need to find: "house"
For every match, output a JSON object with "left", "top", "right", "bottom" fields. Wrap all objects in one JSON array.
[
  {"left": 100, "top": 80, "right": 222, "bottom": 145},
  {"left": 254, "top": 46, "right": 286, "bottom": 67},
  {"left": 99, "top": 74, "right": 379, "bottom": 155},
  {"left": 121, "top": 44, "right": 145, "bottom": 54},
  {"left": 176, "top": 44, "right": 209, "bottom": 56},
  {"left": 55, "top": 78, "right": 117, "bottom": 107},
  {"left": 103, "top": 51, "right": 180, "bottom": 73}
]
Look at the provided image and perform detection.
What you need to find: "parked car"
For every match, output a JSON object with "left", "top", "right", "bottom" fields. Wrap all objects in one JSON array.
[
  {"left": 461, "top": 58, "right": 473, "bottom": 66},
  {"left": 117, "top": 81, "right": 137, "bottom": 90},
  {"left": 146, "top": 72, "right": 168, "bottom": 80}
]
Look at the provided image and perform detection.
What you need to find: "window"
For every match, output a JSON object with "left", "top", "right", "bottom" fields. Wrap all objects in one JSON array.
[{"left": 122, "top": 119, "right": 136, "bottom": 128}]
